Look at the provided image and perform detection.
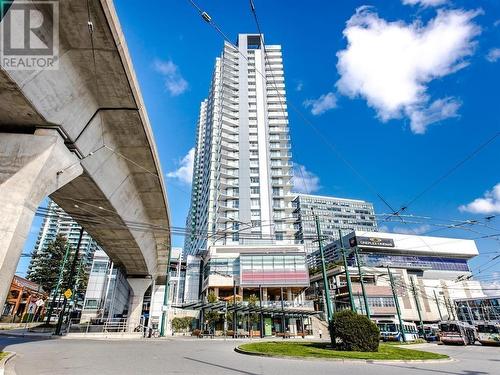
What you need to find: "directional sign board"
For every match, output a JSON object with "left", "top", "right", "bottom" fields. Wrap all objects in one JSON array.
[{"left": 64, "top": 289, "right": 72, "bottom": 299}]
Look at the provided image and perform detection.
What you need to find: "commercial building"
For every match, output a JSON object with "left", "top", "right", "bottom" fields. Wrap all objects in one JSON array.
[
  {"left": 182, "top": 34, "right": 312, "bottom": 336},
  {"left": 27, "top": 199, "right": 100, "bottom": 280},
  {"left": 80, "top": 250, "right": 130, "bottom": 323},
  {"left": 455, "top": 297, "right": 500, "bottom": 324},
  {"left": 308, "top": 231, "right": 486, "bottom": 325},
  {"left": 293, "top": 194, "right": 377, "bottom": 254},
  {"left": 1, "top": 276, "right": 47, "bottom": 322}
]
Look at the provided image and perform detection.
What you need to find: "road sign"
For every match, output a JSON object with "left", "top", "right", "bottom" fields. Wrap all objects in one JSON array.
[{"left": 64, "top": 289, "right": 72, "bottom": 299}]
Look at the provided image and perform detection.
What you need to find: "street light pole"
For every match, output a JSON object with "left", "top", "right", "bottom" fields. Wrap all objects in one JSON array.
[
  {"left": 353, "top": 247, "right": 370, "bottom": 319},
  {"left": 46, "top": 241, "right": 72, "bottom": 325},
  {"left": 160, "top": 246, "right": 172, "bottom": 337},
  {"left": 314, "top": 214, "right": 334, "bottom": 322},
  {"left": 410, "top": 277, "right": 425, "bottom": 339},
  {"left": 338, "top": 230, "right": 355, "bottom": 312},
  {"left": 55, "top": 227, "right": 84, "bottom": 335},
  {"left": 387, "top": 266, "right": 406, "bottom": 342}
]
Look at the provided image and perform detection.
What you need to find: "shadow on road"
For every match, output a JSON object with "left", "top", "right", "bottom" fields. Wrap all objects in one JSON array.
[
  {"left": 0, "top": 335, "right": 53, "bottom": 353},
  {"left": 184, "top": 356, "right": 260, "bottom": 375},
  {"left": 373, "top": 363, "right": 489, "bottom": 375}
]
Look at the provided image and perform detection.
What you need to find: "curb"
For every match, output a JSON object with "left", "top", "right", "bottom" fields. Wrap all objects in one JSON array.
[
  {"left": 234, "top": 346, "right": 454, "bottom": 364},
  {"left": 0, "top": 352, "right": 16, "bottom": 375},
  {"left": 0, "top": 331, "right": 53, "bottom": 339}
]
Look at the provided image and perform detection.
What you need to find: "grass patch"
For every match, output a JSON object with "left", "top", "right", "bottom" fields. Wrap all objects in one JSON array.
[
  {"left": 0, "top": 351, "right": 10, "bottom": 361},
  {"left": 238, "top": 342, "right": 448, "bottom": 361}
]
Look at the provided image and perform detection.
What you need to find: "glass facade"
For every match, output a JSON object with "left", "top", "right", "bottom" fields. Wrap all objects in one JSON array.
[
  {"left": 354, "top": 254, "right": 470, "bottom": 272},
  {"left": 293, "top": 194, "right": 377, "bottom": 254},
  {"left": 455, "top": 297, "right": 500, "bottom": 323},
  {"left": 203, "top": 258, "right": 239, "bottom": 280},
  {"left": 240, "top": 253, "right": 309, "bottom": 287}
]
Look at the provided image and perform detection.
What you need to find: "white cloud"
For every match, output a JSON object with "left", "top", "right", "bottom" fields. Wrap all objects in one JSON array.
[
  {"left": 486, "top": 48, "right": 500, "bottom": 63},
  {"left": 408, "top": 97, "right": 461, "bottom": 134},
  {"left": 392, "top": 224, "right": 432, "bottom": 235},
  {"left": 459, "top": 183, "right": 500, "bottom": 214},
  {"left": 480, "top": 272, "right": 500, "bottom": 297},
  {"left": 336, "top": 7, "right": 481, "bottom": 134},
  {"left": 402, "top": 0, "right": 448, "bottom": 7},
  {"left": 167, "top": 148, "right": 195, "bottom": 184},
  {"left": 295, "top": 81, "right": 304, "bottom": 91},
  {"left": 153, "top": 59, "right": 189, "bottom": 96},
  {"left": 303, "top": 92, "right": 337, "bottom": 115},
  {"left": 291, "top": 164, "right": 321, "bottom": 193}
]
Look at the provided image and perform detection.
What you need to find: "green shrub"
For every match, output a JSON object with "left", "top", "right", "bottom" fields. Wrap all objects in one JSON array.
[{"left": 331, "top": 310, "right": 379, "bottom": 352}]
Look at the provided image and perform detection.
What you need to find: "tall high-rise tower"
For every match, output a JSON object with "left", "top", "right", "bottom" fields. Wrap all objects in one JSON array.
[
  {"left": 27, "top": 200, "right": 100, "bottom": 279},
  {"left": 185, "top": 34, "right": 294, "bottom": 255}
]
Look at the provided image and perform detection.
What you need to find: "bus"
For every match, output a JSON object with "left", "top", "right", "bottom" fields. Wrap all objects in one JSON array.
[
  {"left": 375, "top": 319, "right": 419, "bottom": 342},
  {"left": 476, "top": 322, "right": 500, "bottom": 346},
  {"left": 423, "top": 324, "right": 439, "bottom": 342},
  {"left": 438, "top": 321, "right": 477, "bottom": 345}
]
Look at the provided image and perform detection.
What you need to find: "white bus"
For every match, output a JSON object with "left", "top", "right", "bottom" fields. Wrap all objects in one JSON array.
[
  {"left": 438, "top": 321, "right": 477, "bottom": 345},
  {"left": 375, "top": 319, "right": 419, "bottom": 342},
  {"left": 476, "top": 322, "right": 500, "bottom": 346}
]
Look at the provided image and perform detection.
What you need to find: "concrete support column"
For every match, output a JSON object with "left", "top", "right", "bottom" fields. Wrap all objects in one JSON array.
[
  {"left": 263, "top": 288, "right": 268, "bottom": 301},
  {"left": 0, "top": 131, "right": 82, "bottom": 314},
  {"left": 127, "top": 277, "right": 152, "bottom": 332},
  {"left": 287, "top": 288, "right": 292, "bottom": 301}
]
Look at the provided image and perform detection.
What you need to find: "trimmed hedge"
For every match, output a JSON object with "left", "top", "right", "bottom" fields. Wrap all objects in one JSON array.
[{"left": 331, "top": 310, "right": 379, "bottom": 352}]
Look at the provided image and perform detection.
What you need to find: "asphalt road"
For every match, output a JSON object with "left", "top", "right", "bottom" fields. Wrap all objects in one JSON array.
[{"left": 1, "top": 335, "right": 499, "bottom": 375}]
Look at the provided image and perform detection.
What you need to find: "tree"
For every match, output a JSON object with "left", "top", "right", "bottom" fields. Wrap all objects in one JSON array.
[
  {"left": 27, "top": 234, "right": 72, "bottom": 294},
  {"left": 248, "top": 294, "right": 260, "bottom": 332},
  {"left": 171, "top": 317, "right": 184, "bottom": 333},
  {"left": 331, "top": 310, "right": 379, "bottom": 352},
  {"left": 205, "top": 291, "right": 220, "bottom": 334}
]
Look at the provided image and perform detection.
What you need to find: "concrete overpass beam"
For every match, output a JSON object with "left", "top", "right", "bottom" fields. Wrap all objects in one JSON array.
[
  {"left": 127, "top": 277, "right": 152, "bottom": 332},
  {"left": 0, "top": 130, "right": 82, "bottom": 313}
]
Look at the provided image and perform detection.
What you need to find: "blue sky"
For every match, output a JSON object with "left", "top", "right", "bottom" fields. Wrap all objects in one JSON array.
[{"left": 17, "top": 0, "right": 500, "bottom": 286}]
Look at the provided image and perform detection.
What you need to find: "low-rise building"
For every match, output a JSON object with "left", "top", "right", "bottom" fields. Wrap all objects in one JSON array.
[
  {"left": 1, "top": 276, "right": 47, "bottom": 322},
  {"left": 308, "top": 231, "right": 486, "bottom": 324}
]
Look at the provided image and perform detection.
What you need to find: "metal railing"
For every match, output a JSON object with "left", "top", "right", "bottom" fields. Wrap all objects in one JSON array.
[{"left": 66, "top": 318, "right": 130, "bottom": 334}]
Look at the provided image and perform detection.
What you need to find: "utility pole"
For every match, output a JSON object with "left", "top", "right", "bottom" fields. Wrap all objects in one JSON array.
[
  {"left": 259, "top": 285, "right": 264, "bottom": 338},
  {"left": 387, "top": 266, "right": 406, "bottom": 342},
  {"left": 46, "top": 241, "right": 72, "bottom": 325},
  {"left": 160, "top": 246, "right": 173, "bottom": 337},
  {"left": 338, "top": 230, "right": 355, "bottom": 312},
  {"left": 410, "top": 277, "right": 425, "bottom": 339},
  {"left": 433, "top": 289, "right": 443, "bottom": 321},
  {"left": 353, "top": 246, "right": 370, "bottom": 319},
  {"left": 55, "top": 228, "right": 84, "bottom": 335},
  {"left": 314, "top": 214, "right": 334, "bottom": 322}
]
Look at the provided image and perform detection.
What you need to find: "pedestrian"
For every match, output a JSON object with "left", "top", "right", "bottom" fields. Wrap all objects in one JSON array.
[{"left": 318, "top": 328, "right": 323, "bottom": 339}]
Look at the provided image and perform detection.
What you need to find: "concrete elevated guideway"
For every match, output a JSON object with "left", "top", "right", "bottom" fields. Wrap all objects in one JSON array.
[{"left": 0, "top": 0, "right": 171, "bottom": 329}]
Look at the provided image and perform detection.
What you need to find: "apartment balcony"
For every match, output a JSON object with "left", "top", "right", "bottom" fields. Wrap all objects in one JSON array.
[
  {"left": 220, "top": 141, "right": 239, "bottom": 151},
  {"left": 270, "top": 151, "right": 292, "bottom": 159},
  {"left": 219, "top": 157, "right": 238, "bottom": 168},
  {"left": 216, "top": 214, "right": 239, "bottom": 223},
  {"left": 269, "top": 143, "right": 291, "bottom": 150},
  {"left": 220, "top": 132, "right": 238, "bottom": 143},
  {"left": 219, "top": 179, "right": 239, "bottom": 187},
  {"left": 219, "top": 203, "right": 239, "bottom": 211},
  {"left": 221, "top": 116, "right": 239, "bottom": 127},
  {"left": 219, "top": 172, "right": 238, "bottom": 181},
  {"left": 218, "top": 191, "right": 239, "bottom": 201},
  {"left": 220, "top": 150, "right": 239, "bottom": 160}
]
